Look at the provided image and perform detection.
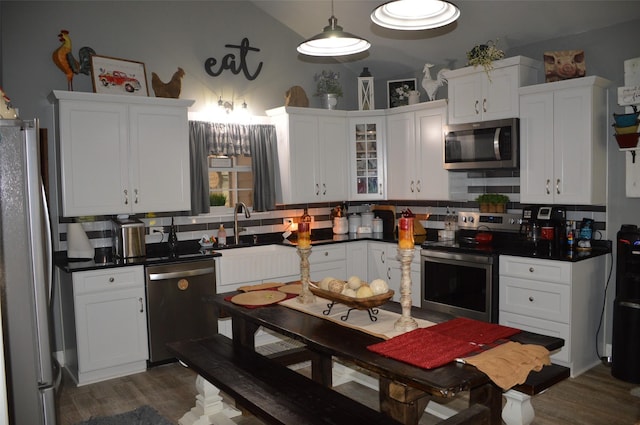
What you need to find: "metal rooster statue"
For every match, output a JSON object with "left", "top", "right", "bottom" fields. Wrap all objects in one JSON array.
[
  {"left": 422, "top": 63, "right": 450, "bottom": 102},
  {"left": 52, "top": 30, "right": 95, "bottom": 91}
]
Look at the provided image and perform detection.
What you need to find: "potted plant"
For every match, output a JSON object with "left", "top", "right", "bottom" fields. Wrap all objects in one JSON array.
[
  {"left": 314, "top": 70, "right": 343, "bottom": 110},
  {"left": 466, "top": 39, "right": 505, "bottom": 78},
  {"left": 475, "top": 193, "right": 509, "bottom": 213},
  {"left": 209, "top": 193, "right": 227, "bottom": 207}
]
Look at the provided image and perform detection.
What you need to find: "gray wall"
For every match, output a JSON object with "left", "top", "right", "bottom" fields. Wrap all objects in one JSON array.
[{"left": 0, "top": 1, "right": 359, "bottom": 131}]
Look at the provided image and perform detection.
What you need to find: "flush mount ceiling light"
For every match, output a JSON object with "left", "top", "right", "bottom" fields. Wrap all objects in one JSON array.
[
  {"left": 371, "top": 0, "right": 460, "bottom": 30},
  {"left": 297, "top": 0, "right": 370, "bottom": 57}
]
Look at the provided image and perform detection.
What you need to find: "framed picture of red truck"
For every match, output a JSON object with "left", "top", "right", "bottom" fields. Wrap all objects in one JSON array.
[{"left": 90, "top": 55, "right": 148, "bottom": 96}]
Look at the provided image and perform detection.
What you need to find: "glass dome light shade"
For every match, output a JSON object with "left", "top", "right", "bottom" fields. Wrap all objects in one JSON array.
[
  {"left": 297, "top": 15, "right": 371, "bottom": 57},
  {"left": 371, "top": 0, "right": 460, "bottom": 30}
]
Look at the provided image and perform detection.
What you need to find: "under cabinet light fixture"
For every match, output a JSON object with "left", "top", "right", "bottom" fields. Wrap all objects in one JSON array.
[
  {"left": 297, "top": 0, "right": 370, "bottom": 57},
  {"left": 371, "top": 0, "right": 460, "bottom": 30}
]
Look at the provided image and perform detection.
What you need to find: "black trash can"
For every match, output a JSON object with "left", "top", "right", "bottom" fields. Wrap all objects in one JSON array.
[{"left": 611, "top": 298, "right": 640, "bottom": 383}]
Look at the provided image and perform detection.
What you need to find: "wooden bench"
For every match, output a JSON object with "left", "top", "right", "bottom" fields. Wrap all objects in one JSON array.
[
  {"left": 168, "top": 334, "right": 493, "bottom": 425},
  {"left": 502, "top": 363, "right": 570, "bottom": 425}
]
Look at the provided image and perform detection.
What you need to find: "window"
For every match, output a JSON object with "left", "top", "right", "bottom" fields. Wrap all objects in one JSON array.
[{"left": 208, "top": 155, "right": 253, "bottom": 209}]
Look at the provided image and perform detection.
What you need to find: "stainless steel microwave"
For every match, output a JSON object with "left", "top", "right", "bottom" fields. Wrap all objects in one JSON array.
[{"left": 444, "top": 118, "right": 519, "bottom": 171}]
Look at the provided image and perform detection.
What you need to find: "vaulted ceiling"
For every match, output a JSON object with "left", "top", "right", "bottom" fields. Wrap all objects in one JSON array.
[{"left": 251, "top": 0, "right": 640, "bottom": 79}]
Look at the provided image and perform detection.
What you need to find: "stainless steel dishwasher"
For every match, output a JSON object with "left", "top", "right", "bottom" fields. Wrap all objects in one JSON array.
[{"left": 145, "top": 258, "right": 217, "bottom": 365}]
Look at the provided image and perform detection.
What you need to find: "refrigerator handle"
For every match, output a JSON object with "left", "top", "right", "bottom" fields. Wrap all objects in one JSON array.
[{"left": 42, "top": 184, "right": 53, "bottom": 305}]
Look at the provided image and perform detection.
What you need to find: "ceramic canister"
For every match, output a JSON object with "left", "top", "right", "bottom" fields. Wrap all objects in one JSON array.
[
  {"left": 372, "top": 217, "right": 383, "bottom": 233},
  {"left": 348, "top": 214, "right": 361, "bottom": 233},
  {"left": 333, "top": 217, "right": 348, "bottom": 234},
  {"left": 361, "top": 212, "right": 374, "bottom": 228}
]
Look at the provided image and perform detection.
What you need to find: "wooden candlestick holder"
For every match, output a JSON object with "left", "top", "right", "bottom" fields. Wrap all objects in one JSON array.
[
  {"left": 296, "top": 247, "right": 315, "bottom": 304},
  {"left": 394, "top": 248, "right": 418, "bottom": 332}
]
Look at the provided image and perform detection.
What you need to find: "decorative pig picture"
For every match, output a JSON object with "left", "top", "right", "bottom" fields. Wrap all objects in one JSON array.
[{"left": 544, "top": 50, "right": 586, "bottom": 83}]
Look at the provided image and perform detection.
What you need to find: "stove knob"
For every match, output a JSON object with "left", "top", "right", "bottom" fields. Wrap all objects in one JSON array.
[
  {"left": 468, "top": 216, "right": 475, "bottom": 223},
  {"left": 462, "top": 216, "right": 467, "bottom": 223}
]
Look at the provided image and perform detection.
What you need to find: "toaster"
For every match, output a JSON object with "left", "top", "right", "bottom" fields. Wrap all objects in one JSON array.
[{"left": 111, "top": 217, "right": 146, "bottom": 259}]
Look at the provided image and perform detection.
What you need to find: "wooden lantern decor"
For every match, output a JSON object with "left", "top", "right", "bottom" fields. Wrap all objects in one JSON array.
[{"left": 358, "top": 67, "right": 374, "bottom": 110}]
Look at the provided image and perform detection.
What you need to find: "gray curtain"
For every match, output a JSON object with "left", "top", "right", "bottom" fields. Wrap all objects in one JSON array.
[{"left": 189, "top": 121, "right": 278, "bottom": 214}]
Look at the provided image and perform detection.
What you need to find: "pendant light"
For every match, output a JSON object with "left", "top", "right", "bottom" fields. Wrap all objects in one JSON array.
[
  {"left": 371, "top": 0, "right": 460, "bottom": 30},
  {"left": 297, "top": 0, "right": 370, "bottom": 57}
]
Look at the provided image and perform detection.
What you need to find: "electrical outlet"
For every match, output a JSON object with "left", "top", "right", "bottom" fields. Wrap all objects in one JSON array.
[
  {"left": 150, "top": 226, "right": 164, "bottom": 234},
  {"left": 283, "top": 218, "right": 294, "bottom": 226}
]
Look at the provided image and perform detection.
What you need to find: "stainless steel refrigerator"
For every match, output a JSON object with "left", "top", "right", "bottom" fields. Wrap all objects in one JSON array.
[{"left": 0, "top": 119, "right": 58, "bottom": 424}]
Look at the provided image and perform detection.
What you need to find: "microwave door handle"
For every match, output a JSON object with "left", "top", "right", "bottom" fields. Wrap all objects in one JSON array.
[{"left": 493, "top": 127, "right": 502, "bottom": 160}]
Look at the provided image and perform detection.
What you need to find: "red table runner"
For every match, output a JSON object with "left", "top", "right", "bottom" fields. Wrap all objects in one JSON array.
[{"left": 367, "top": 317, "right": 521, "bottom": 369}]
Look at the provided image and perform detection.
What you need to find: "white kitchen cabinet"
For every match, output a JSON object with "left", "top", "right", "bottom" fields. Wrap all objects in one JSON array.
[
  {"left": 267, "top": 107, "right": 348, "bottom": 204},
  {"left": 499, "top": 255, "right": 606, "bottom": 377},
  {"left": 309, "top": 244, "right": 347, "bottom": 282},
  {"left": 50, "top": 90, "right": 193, "bottom": 217},
  {"left": 59, "top": 266, "right": 148, "bottom": 386},
  {"left": 346, "top": 241, "right": 368, "bottom": 280},
  {"left": 367, "top": 242, "right": 421, "bottom": 306},
  {"left": 444, "top": 56, "right": 541, "bottom": 124},
  {"left": 346, "top": 111, "right": 386, "bottom": 200},
  {"left": 386, "top": 101, "right": 460, "bottom": 200},
  {"left": 519, "top": 76, "right": 610, "bottom": 205}
]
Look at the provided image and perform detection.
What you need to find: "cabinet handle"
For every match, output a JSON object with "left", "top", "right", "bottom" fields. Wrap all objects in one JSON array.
[
  {"left": 139, "top": 297, "right": 144, "bottom": 313},
  {"left": 324, "top": 251, "right": 329, "bottom": 257},
  {"left": 387, "top": 267, "right": 391, "bottom": 280},
  {"left": 474, "top": 100, "right": 479, "bottom": 114},
  {"left": 529, "top": 267, "right": 534, "bottom": 273},
  {"left": 109, "top": 277, "right": 115, "bottom": 283},
  {"left": 416, "top": 180, "right": 421, "bottom": 193},
  {"left": 556, "top": 179, "right": 560, "bottom": 195},
  {"left": 134, "top": 188, "right": 139, "bottom": 204},
  {"left": 410, "top": 180, "right": 415, "bottom": 193},
  {"left": 483, "top": 98, "right": 487, "bottom": 113},
  {"left": 379, "top": 183, "right": 383, "bottom": 195},
  {"left": 322, "top": 183, "right": 326, "bottom": 195},
  {"left": 380, "top": 251, "right": 385, "bottom": 263},
  {"left": 123, "top": 189, "right": 129, "bottom": 205},
  {"left": 545, "top": 179, "right": 550, "bottom": 195},
  {"left": 528, "top": 296, "right": 535, "bottom": 302},
  {"left": 315, "top": 183, "right": 320, "bottom": 196}
]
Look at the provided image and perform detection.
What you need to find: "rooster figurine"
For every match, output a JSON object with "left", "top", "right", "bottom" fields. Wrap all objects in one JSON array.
[
  {"left": 422, "top": 63, "right": 450, "bottom": 102},
  {"left": 52, "top": 30, "right": 95, "bottom": 91},
  {"left": 151, "top": 67, "right": 185, "bottom": 99}
]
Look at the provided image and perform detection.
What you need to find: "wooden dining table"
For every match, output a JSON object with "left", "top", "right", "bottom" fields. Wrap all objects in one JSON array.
[{"left": 210, "top": 291, "right": 565, "bottom": 425}]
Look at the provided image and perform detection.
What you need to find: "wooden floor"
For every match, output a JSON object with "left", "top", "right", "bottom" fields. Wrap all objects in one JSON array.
[{"left": 58, "top": 360, "right": 640, "bottom": 425}]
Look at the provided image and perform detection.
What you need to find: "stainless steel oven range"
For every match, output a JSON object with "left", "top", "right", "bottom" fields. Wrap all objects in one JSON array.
[{"left": 421, "top": 212, "right": 521, "bottom": 323}]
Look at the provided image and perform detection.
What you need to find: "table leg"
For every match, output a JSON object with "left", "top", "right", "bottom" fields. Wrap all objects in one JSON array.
[
  {"left": 502, "top": 390, "right": 535, "bottom": 425},
  {"left": 379, "top": 377, "right": 431, "bottom": 425},
  {"left": 179, "top": 375, "right": 241, "bottom": 425},
  {"left": 231, "top": 318, "right": 260, "bottom": 349},
  {"left": 469, "top": 382, "right": 503, "bottom": 425},
  {"left": 309, "top": 351, "right": 333, "bottom": 387}
]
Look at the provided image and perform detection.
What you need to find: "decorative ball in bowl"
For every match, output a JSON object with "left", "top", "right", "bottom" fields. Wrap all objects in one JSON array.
[{"left": 309, "top": 277, "right": 393, "bottom": 310}]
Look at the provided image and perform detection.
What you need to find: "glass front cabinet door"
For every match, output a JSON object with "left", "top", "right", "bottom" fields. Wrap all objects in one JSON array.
[{"left": 348, "top": 112, "right": 386, "bottom": 200}]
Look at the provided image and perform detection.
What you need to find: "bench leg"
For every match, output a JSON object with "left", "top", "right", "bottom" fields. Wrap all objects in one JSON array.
[
  {"left": 179, "top": 375, "right": 241, "bottom": 425},
  {"left": 501, "top": 390, "right": 535, "bottom": 425}
]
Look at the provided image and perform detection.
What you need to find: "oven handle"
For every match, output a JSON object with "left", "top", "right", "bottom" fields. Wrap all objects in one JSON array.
[
  {"left": 421, "top": 249, "right": 495, "bottom": 265},
  {"left": 148, "top": 266, "right": 216, "bottom": 281}
]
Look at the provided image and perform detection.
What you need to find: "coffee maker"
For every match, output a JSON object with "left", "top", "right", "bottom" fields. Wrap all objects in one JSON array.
[
  {"left": 537, "top": 206, "right": 567, "bottom": 250},
  {"left": 520, "top": 206, "right": 540, "bottom": 241}
]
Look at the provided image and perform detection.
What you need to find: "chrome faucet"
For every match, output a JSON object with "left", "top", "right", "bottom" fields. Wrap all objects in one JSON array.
[{"left": 234, "top": 202, "right": 251, "bottom": 245}]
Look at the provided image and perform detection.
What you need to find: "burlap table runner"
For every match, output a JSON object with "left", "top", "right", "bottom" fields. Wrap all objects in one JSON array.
[{"left": 279, "top": 296, "right": 436, "bottom": 340}]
